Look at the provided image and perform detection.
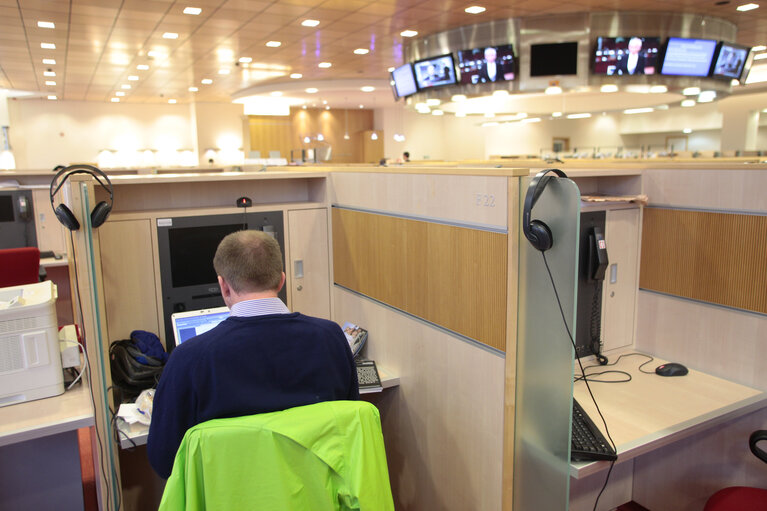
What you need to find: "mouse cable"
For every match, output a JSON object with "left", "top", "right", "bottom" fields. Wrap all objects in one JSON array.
[
  {"left": 574, "top": 369, "right": 632, "bottom": 383},
  {"left": 576, "top": 353, "right": 658, "bottom": 383},
  {"left": 541, "top": 250, "right": 617, "bottom": 511}
]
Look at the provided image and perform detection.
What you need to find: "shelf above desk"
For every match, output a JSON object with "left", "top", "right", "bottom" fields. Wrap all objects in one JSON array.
[{"left": 571, "top": 352, "right": 767, "bottom": 479}]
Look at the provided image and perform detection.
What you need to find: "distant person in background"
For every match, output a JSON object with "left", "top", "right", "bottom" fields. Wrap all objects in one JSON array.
[
  {"left": 403, "top": 151, "right": 410, "bottom": 162},
  {"left": 614, "top": 37, "right": 647, "bottom": 75}
]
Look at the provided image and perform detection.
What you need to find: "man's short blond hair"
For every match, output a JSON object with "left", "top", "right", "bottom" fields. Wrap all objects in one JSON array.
[{"left": 213, "top": 230, "right": 283, "bottom": 293}]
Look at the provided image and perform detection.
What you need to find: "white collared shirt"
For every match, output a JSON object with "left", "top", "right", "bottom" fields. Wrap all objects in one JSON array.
[{"left": 229, "top": 297, "right": 291, "bottom": 318}]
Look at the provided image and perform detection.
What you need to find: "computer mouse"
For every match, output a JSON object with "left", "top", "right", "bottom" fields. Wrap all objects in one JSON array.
[{"left": 655, "top": 362, "right": 688, "bottom": 377}]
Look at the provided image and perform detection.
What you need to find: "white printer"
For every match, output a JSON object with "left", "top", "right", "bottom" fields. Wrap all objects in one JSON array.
[{"left": 0, "top": 280, "right": 64, "bottom": 407}]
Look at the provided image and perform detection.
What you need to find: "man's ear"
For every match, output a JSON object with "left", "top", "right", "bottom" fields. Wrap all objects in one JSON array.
[
  {"left": 218, "top": 275, "right": 231, "bottom": 299},
  {"left": 277, "top": 272, "right": 286, "bottom": 293}
]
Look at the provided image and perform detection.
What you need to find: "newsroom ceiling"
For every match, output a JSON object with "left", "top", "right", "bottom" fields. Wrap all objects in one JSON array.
[{"left": 1, "top": 0, "right": 766, "bottom": 104}]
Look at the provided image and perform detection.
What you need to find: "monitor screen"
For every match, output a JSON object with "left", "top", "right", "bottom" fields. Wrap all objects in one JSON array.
[
  {"left": 457, "top": 44, "right": 516, "bottom": 84},
  {"left": 0, "top": 195, "right": 13, "bottom": 222},
  {"left": 530, "top": 42, "right": 578, "bottom": 76},
  {"left": 711, "top": 42, "right": 750, "bottom": 80},
  {"left": 413, "top": 54, "right": 457, "bottom": 89},
  {"left": 661, "top": 37, "right": 718, "bottom": 76},
  {"left": 593, "top": 36, "right": 661, "bottom": 75},
  {"left": 168, "top": 223, "right": 243, "bottom": 288},
  {"left": 391, "top": 64, "right": 418, "bottom": 97}
]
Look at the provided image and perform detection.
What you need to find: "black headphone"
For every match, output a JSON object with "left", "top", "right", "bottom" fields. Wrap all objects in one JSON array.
[
  {"left": 50, "top": 164, "right": 114, "bottom": 231},
  {"left": 522, "top": 168, "right": 568, "bottom": 251}
]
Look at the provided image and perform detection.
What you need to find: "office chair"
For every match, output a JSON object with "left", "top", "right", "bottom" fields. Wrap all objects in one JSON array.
[
  {"left": 0, "top": 247, "right": 42, "bottom": 288},
  {"left": 704, "top": 430, "right": 767, "bottom": 511},
  {"left": 159, "top": 400, "right": 395, "bottom": 511}
]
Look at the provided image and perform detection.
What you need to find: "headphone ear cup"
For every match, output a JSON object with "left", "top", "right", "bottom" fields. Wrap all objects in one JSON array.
[
  {"left": 54, "top": 204, "right": 81, "bottom": 231},
  {"left": 91, "top": 201, "right": 112, "bottom": 228},
  {"left": 529, "top": 220, "right": 553, "bottom": 251}
]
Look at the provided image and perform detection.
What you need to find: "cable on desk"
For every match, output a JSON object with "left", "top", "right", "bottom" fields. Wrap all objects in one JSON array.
[
  {"left": 542, "top": 251, "right": 617, "bottom": 511},
  {"left": 574, "top": 353, "right": 657, "bottom": 383}
]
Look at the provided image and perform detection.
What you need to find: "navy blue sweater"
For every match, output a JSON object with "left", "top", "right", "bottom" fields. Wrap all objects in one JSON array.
[{"left": 147, "top": 313, "right": 359, "bottom": 478}]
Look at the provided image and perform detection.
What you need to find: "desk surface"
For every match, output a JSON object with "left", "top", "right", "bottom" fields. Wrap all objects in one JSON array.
[
  {"left": 572, "top": 352, "right": 767, "bottom": 478},
  {"left": 0, "top": 383, "right": 94, "bottom": 448}
]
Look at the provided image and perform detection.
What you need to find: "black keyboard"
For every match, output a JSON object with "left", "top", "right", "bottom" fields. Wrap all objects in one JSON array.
[{"left": 571, "top": 398, "right": 618, "bottom": 462}]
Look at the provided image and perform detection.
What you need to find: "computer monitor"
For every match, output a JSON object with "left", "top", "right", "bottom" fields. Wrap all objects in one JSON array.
[
  {"left": 457, "top": 44, "right": 516, "bottom": 84},
  {"left": 412, "top": 54, "right": 457, "bottom": 89},
  {"left": 391, "top": 63, "right": 418, "bottom": 98},
  {"left": 0, "top": 190, "right": 37, "bottom": 250},
  {"left": 593, "top": 36, "right": 661, "bottom": 75},
  {"left": 660, "top": 37, "right": 718, "bottom": 76},
  {"left": 171, "top": 306, "right": 230, "bottom": 347},
  {"left": 711, "top": 42, "right": 750, "bottom": 80},
  {"left": 530, "top": 42, "right": 578, "bottom": 76}
]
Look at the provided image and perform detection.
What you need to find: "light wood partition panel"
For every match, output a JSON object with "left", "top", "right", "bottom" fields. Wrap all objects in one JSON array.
[
  {"left": 640, "top": 207, "right": 767, "bottom": 315},
  {"left": 332, "top": 207, "right": 508, "bottom": 351}
]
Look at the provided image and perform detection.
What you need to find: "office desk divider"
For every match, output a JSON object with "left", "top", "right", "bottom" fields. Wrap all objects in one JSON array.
[{"left": 514, "top": 176, "right": 580, "bottom": 510}]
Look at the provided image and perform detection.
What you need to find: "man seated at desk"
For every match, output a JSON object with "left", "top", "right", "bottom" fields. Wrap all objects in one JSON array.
[{"left": 147, "top": 230, "right": 359, "bottom": 478}]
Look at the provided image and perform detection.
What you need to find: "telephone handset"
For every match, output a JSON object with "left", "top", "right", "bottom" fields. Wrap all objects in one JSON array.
[{"left": 588, "top": 227, "right": 609, "bottom": 365}]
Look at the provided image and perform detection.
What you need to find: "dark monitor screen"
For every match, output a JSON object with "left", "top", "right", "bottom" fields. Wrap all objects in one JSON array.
[
  {"left": 661, "top": 37, "right": 718, "bottom": 76},
  {"left": 593, "top": 36, "right": 661, "bottom": 75},
  {"left": 391, "top": 64, "right": 418, "bottom": 97},
  {"left": 530, "top": 42, "right": 578, "bottom": 76},
  {"left": 0, "top": 196, "right": 13, "bottom": 222},
  {"left": 413, "top": 54, "right": 457, "bottom": 89},
  {"left": 711, "top": 42, "right": 750, "bottom": 80},
  {"left": 457, "top": 44, "right": 516, "bottom": 84},
  {"left": 167, "top": 224, "right": 243, "bottom": 288}
]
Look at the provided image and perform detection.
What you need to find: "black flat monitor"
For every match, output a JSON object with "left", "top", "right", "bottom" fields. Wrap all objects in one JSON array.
[
  {"left": 412, "top": 54, "right": 457, "bottom": 89},
  {"left": 457, "top": 44, "right": 516, "bottom": 84},
  {"left": 593, "top": 36, "right": 661, "bottom": 76},
  {"left": 0, "top": 190, "right": 37, "bottom": 250},
  {"left": 391, "top": 63, "right": 418, "bottom": 98},
  {"left": 711, "top": 42, "right": 750, "bottom": 80},
  {"left": 530, "top": 42, "right": 578, "bottom": 76},
  {"left": 660, "top": 37, "right": 718, "bottom": 76}
]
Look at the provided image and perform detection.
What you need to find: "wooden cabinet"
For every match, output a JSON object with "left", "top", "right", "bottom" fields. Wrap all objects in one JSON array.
[
  {"left": 602, "top": 207, "right": 640, "bottom": 352},
  {"left": 287, "top": 208, "right": 330, "bottom": 319},
  {"left": 32, "top": 189, "right": 67, "bottom": 254}
]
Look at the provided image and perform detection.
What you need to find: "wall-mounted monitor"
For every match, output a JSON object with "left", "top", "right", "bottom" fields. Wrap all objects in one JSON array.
[
  {"left": 530, "top": 42, "right": 578, "bottom": 76},
  {"left": 412, "top": 54, "right": 457, "bottom": 89},
  {"left": 711, "top": 42, "right": 750, "bottom": 80},
  {"left": 593, "top": 36, "right": 661, "bottom": 75},
  {"left": 457, "top": 44, "right": 516, "bottom": 84},
  {"left": 391, "top": 63, "right": 418, "bottom": 98},
  {"left": 660, "top": 37, "right": 718, "bottom": 76}
]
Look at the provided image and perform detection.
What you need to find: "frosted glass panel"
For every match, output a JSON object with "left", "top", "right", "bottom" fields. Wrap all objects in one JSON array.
[{"left": 514, "top": 175, "right": 580, "bottom": 510}]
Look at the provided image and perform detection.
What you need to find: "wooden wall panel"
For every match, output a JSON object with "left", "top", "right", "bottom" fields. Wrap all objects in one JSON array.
[
  {"left": 332, "top": 208, "right": 508, "bottom": 350},
  {"left": 640, "top": 207, "right": 767, "bottom": 314}
]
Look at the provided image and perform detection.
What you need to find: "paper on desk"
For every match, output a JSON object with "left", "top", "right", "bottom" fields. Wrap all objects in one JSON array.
[{"left": 117, "top": 403, "right": 143, "bottom": 424}]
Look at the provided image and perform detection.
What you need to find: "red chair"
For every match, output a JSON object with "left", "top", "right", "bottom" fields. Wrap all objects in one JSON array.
[
  {"left": 0, "top": 247, "right": 41, "bottom": 288},
  {"left": 704, "top": 430, "right": 767, "bottom": 511}
]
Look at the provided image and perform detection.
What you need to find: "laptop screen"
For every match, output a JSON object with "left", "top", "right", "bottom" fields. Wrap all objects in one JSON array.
[{"left": 171, "top": 307, "right": 230, "bottom": 347}]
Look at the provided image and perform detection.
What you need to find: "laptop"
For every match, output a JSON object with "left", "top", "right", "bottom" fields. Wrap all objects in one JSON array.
[{"left": 170, "top": 306, "right": 230, "bottom": 347}]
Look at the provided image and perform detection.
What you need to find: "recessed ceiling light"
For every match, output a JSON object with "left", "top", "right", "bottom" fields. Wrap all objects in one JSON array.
[
  {"left": 751, "top": 45, "right": 766, "bottom": 51},
  {"left": 600, "top": 84, "right": 618, "bottom": 93},
  {"left": 188, "top": 86, "right": 198, "bottom": 92},
  {"left": 387, "top": 67, "right": 395, "bottom": 72},
  {"left": 37, "top": 21, "right": 55, "bottom": 29},
  {"left": 322, "top": 100, "right": 328, "bottom": 104},
  {"left": 305, "top": 87, "right": 319, "bottom": 93},
  {"left": 649, "top": 85, "right": 668, "bottom": 93},
  {"left": 464, "top": 6, "right": 486, "bottom": 14},
  {"left": 736, "top": 3, "right": 759, "bottom": 11},
  {"left": 42, "top": 58, "right": 56, "bottom": 65},
  {"left": 147, "top": 51, "right": 166, "bottom": 59},
  {"left": 683, "top": 128, "right": 692, "bottom": 134},
  {"left": 354, "top": 48, "right": 369, "bottom": 55},
  {"left": 111, "top": 98, "right": 120, "bottom": 102},
  {"left": 566, "top": 113, "right": 591, "bottom": 119},
  {"left": 183, "top": 7, "right": 202, "bottom": 15},
  {"left": 426, "top": 98, "right": 441, "bottom": 106},
  {"left": 492, "top": 90, "right": 509, "bottom": 97},
  {"left": 624, "top": 107, "right": 654, "bottom": 114},
  {"left": 698, "top": 90, "right": 717, "bottom": 102},
  {"left": 552, "top": 112, "right": 563, "bottom": 117},
  {"left": 163, "top": 32, "right": 179, "bottom": 39},
  {"left": 302, "top": 105, "right": 307, "bottom": 109},
  {"left": 318, "top": 62, "right": 332, "bottom": 68},
  {"left": 266, "top": 41, "right": 282, "bottom": 48},
  {"left": 290, "top": 73, "right": 302, "bottom": 79},
  {"left": 271, "top": 91, "right": 283, "bottom": 97},
  {"left": 521, "top": 117, "right": 541, "bottom": 123},
  {"left": 361, "top": 86, "right": 375, "bottom": 92},
  {"left": 168, "top": 99, "right": 177, "bottom": 104},
  {"left": 218, "top": 69, "right": 230, "bottom": 75},
  {"left": 754, "top": 53, "right": 767, "bottom": 60},
  {"left": 115, "top": 91, "right": 126, "bottom": 96},
  {"left": 201, "top": 78, "right": 213, "bottom": 84},
  {"left": 432, "top": 109, "right": 444, "bottom": 116},
  {"left": 128, "top": 75, "right": 139, "bottom": 81},
  {"left": 681, "top": 99, "right": 696, "bottom": 107},
  {"left": 682, "top": 87, "right": 701, "bottom": 95},
  {"left": 359, "top": 104, "right": 364, "bottom": 109},
  {"left": 44, "top": 71, "right": 55, "bottom": 77},
  {"left": 45, "top": 80, "right": 56, "bottom": 86},
  {"left": 325, "top": 105, "right": 330, "bottom": 110},
  {"left": 47, "top": 95, "right": 57, "bottom": 100},
  {"left": 239, "top": 57, "right": 253, "bottom": 63},
  {"left": 302, "top": 19, "right": 320, "bottom": 27},
  {"left": 545, "top": 85, "right": 563, "bottom": 95},
  {"left": 452, "top": 94, "right": 467, "bottom": 102},
  {"left": 41, "top": 42, "right": 56, "bottom": 49},
  {"left": 121, "top": 84, "right": 131, "bottom": 89},
  {"left": 400, "top": 30, "right": 418, "bottom": 37},
  {"left": 137, "top": 64, "right": 149, "bottom": 70}
]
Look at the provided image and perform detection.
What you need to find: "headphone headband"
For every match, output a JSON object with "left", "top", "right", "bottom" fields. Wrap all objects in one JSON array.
[
  {"left": 522, "top": 168, "right": 568, "bottom": 251},
  {"left": 49, "top": 164, "right": 114, "bottom": 231}
]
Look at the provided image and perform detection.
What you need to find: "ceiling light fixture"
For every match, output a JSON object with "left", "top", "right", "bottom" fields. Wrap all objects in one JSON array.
[
  {"left": 683, "top": 128, "right": 692, "bottom": 133},
  {"left": 359, "top": 104, "right": 364, "bottom": 109},
  {"left": 649, "top": 85, "right": 668, "bottom": 93},
  {"left": 754, "top": 53, "right": 767, "bottom": 60},
  {"left": 521, "top": 117, "right": 541, "bottom": 123},
  {"left": 137, "top": 64, "right": 149, "bottom": 70},
  {"left": 465, "top": 6, "right": 486, "bottom": 14},
  {"left": 751, "top": 45, "right": 767, "bottom": 51},
  {"left": 361, "top": 86, "right": 375, "bottom": 92},
  {"left": 698, "top": 90, "right": 717, "bottom": 102},
  {"left": 290, "top": 73, "right": 302, "bottom": 79},
  {"left": 452, "top": 94, "right": 467, "bottom": 102},
  {"left": 318, "top": 62, "right": 332, "bottom": 68},
  {"left": 552, "top": 112, "right": 563, "bottom": 117},
  {"left": 183, "top": 7, "right": 202, "bottom": 15},
  {"left": 239, "top": 57, "right": 253, "bottom": 63},
  {"left": 400, "top": 30, "right": 418, "bottom": 37},
  {"left": 47, "top": 95, "right": 57, "bottom": 100},
  {"left": 271, "top": 91, "right": 283, "bottom": 97},
  {"left": 218, "top": 69, "right": 230, "bottom": 75},
  {"left": 45, "top": 80, "right": 56, "bottom": 86},
  {"left": 121, "top": 84, "right": 131, "bottom": 89},
  {"left": 301, "top": 19, "right": 320, "bottom": 27},
  {"left": 545, "top": 85, "right": 563, "bottom": 95},
  {"left": 432, "top": 110, "right": 444, "bottom": 116},
  {"left": 163, "top": 32, "right": 179, "bottom": 39},
  {"left": 681, "top": 99, "right": 696, "bottom": 107},
  {"left": 325, "top": 105, "right": 330, "bottom": 110},
  {"left": 188, "top": 87, "right": 198, "bottom": 92},
  {"left": 44, "top": 71, "right": 55, "bottom": 77},
  {"left": 116, "top": 91, "right": 126, "bottom": 96},
  {"left": 354, "top": 48, "right": 369, "bottom": 55},
  {"left": 600, "top": 84, "right": 618, "bottom": 93},
  {"left": 128, "top": 75, "right": 139, "bottom": 81},
  {"left": 492, "top": 90, "right": 509, "bottom": 97},
  {"left": 41, "top": 43, "right": 56, "bottom": 49},
  {"left": 736, "top": 3, "right": 759, "bottom": 11},
  {"left": 266, "top": 41, "right": 281, "bottom": 47},
  {"left": 305, "top": 88, "right": 319, "bottom": 93},
  {"left": 566, "top": 113, "right": 591, "bottom": 119},
  {"left": 201, "top": 78, "right": 213, "bottom": 84},
  {"left": 387, "top": 67, "right": 395, "bottom": 72},
  {"left": 624, "top": 107, "right": 654, "bottom": 114},
  {"left": 111, "top": 98, "right": 120, "bottom": 102},
  {"left": 168, "top": 99, "right": 177, "bottom": 104},
  {"left": 42, "top": 58, "right": 56, "bottom": 65},
  {"left": 37, "top": 21, "right": 55, "bottom": 29},
  {"left": 682, "top": 87, "right": 701, "bottom": 95},
  {"left": 426, "top": 98, "right": 441, "bottom": 106}
]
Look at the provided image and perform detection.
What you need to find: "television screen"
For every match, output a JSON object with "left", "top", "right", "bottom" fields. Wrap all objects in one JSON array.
[
  {"left": 391, "top": 64, "right": 418, "bottom": 97},
  {"left": 530, "top": 42, "right": 578, "bottom": 76},
  {"left": 661, "top": 37, "right": 718, "bottom": 76},
  {"left": 412, "top": 54, "right": 457, "bottom": 89},
  {"left": 711, "top": 42, "right": 750, "bottom": 80},
  {"left": 457, "top": 44, "right": 516, "bottom": 84},
  {"left": 593, "top": 36, "right": 661, "bottom": 75},
  {"left": 168, "top": 224, "right": 243, "bottom": 288}
]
